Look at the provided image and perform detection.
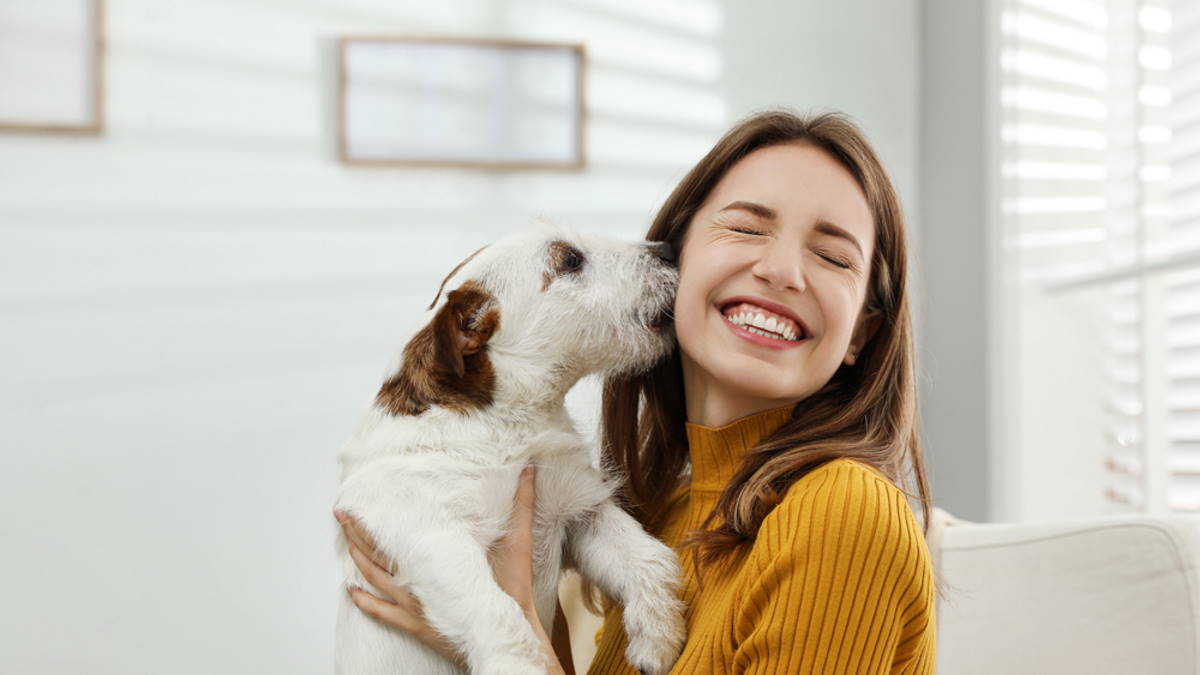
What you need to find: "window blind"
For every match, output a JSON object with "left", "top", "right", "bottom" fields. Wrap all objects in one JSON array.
[
  {"left": 1165, "top": 0, "right": 1200, "bottom": 510},
  {"left": 1002, "top": 0, "right": 1200, "bottom": 514}
]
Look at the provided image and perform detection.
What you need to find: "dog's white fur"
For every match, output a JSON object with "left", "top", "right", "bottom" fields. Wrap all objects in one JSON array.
[{"left": 334, "top": 222, "right": 686, "bottom": 675}]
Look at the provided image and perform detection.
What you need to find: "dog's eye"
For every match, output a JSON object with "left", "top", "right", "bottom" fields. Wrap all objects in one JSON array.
[
  {"left": 547, "top": 240, "right": 586, "bottom": 280},
  {"left": 563, "top": 248, "right": 583, "bottom": 271}
]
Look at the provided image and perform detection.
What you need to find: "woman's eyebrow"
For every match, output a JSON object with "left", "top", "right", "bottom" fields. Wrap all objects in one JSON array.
[
  {"left": 719, "top": 200, "right": 776, "bottom": 220},
  {"left": 814, "top": 221, "right": 865, "bottom": 259},
  {"left": 718, "top": 200, "right": 864, "bottom": 258}
]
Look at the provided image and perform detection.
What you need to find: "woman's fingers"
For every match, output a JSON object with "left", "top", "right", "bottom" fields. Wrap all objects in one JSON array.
[
  {"left": 512, "top": 464, "right": 537, "bottom": 538},
  {"left": 336, "top": 511, "right": 394, "bottom": 574},
  {"left": 346, "top": 539, "right": 400, "bottom": 600},
  {"left": 347, "top": 586, "right": 423, "bottom": 634},
  {"left": 346, "top": 578, "right": 466, "bottom": 667},
  {"left": 505, "top": 464, "right": 538, "bottom": 558},
  {"left": 335, "top": 512, "right": 468, "bottom": 666},
  {"left": 508, "top": 461, "right": 537, "bottom": 552},
  {"left": 338, "top": 515, "right": 417, "bottom": 612}
]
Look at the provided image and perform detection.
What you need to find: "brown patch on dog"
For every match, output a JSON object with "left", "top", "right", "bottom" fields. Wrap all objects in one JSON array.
[
  {"left": 427, "top": 245, "right": 488, "bottom": 310},
  {"left": 377, "top": 280, "right": 500, "bottom": 416}
]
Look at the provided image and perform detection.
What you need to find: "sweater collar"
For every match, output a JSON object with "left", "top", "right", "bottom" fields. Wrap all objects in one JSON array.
[{"left": 684, "top": 403, "right": 798, "bottom": 493}]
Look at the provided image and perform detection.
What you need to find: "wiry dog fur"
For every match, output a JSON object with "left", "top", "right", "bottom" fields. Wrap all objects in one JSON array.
[{"left": 334, "top": 221, "right": 687, "bottom": 675}]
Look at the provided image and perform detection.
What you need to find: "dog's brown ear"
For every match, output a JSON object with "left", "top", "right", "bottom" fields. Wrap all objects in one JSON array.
[
  {"left": 377, "top": 280, "right": 500, "bottom": 417},
  {"left": 431, "top": 283, "right": 499, "bottom": 379}
]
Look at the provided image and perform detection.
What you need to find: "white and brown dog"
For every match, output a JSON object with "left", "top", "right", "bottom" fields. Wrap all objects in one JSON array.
[{"left": 334, "top": 222, "right": 686, "bottom": 675}]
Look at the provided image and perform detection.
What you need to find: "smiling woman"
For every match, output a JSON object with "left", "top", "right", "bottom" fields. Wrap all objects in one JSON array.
[
  {"left": 674, "top": 143, "right": 879, "bottom": 415},
  {"left": 589, "top": 110, "right": 937, "bottom": 674}
]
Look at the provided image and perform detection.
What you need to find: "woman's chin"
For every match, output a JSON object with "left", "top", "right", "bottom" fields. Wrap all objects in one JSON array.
[{"left": 711, "top": 365, "right": 807, "bottom": 404}]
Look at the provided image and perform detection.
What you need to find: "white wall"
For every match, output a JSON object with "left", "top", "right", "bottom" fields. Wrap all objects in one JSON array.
[
  {"left": 917, "top": 0, "right": 1119, "bottom": 523},
  {"left": 917, "top": 0, "right": 1000, "bottom": 522},
  {"left": 721, "top": 0, "right": 920, "bottom": 223},
  {"left": 0, "top": 1, "right": 918, "bottom": 673}
]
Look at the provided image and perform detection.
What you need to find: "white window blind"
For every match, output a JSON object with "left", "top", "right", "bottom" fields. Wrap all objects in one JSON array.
[
  {"left": 1164, "top": 1, "right": 1200, "bottom": 509},
  {"left": 1002, "top": 0, "right": 1200, "bottom": 516}
]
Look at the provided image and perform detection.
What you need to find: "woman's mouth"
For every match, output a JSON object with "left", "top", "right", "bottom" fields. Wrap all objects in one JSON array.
[{"left": 719, "top": 302, "right": 809, "bottom": 349}]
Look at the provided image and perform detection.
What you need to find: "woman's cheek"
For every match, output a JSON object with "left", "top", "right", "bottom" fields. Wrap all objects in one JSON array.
[
  {"left": 672, "top": 262, "right": 707, "bottom": 341},
  {"left": 672, "top": 295, "right": 703, "bottom": 352}
]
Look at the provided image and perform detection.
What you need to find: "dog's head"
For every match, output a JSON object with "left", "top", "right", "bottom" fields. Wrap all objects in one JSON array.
[{"left": 377, "top": 221, "right": 678, "bottom": 416}]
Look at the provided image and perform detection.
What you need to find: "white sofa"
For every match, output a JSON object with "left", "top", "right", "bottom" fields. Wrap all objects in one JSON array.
[
  {"left": 561, "top": 507, "right": 1200, "bottom": 673},
  {"left": 931, "top": 507, "right": 1200, "bottom": 674}
]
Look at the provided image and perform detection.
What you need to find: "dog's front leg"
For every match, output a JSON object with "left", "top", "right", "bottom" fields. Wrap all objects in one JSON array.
[{"left": 567, "top": 500, "right": 686, "bottom": 675}]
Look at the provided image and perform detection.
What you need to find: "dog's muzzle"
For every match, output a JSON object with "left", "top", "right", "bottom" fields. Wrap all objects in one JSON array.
[{"left": 648, "top": 240, "right": 676, "bottom": 265}]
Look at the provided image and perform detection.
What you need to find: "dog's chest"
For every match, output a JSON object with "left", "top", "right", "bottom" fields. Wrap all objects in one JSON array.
[
  {"left": 338, "top": 406, "right": 584, "bottom": 475},
  {"left": 467, "top": 455, "right": 610, "bottom": 534},
  {"left": 339, "top": 408, "right": 610, "bottom": 569}
]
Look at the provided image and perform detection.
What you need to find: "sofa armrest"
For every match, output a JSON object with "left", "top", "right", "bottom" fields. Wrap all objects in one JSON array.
[{"left": 932, "top": 510, "right": 1200, "bottom": 674}]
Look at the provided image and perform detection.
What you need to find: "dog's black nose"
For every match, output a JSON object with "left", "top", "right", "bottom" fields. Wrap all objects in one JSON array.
[{"left": 649, "top": 240, "right": 676, "bottom": 265}]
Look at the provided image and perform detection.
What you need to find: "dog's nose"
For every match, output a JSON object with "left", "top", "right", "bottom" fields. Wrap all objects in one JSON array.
[{"left": 649, "top": 240, "right": 676, "bottom": 265}]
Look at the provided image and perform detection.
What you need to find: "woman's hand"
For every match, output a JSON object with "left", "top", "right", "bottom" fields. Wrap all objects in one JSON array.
[
  {"left": 487, "top": 464, "right": 538, "bottom": 615},
  {"left": 336, "top": 508, "right": 465, "bottom": 666},
  {"left": 335, "top": 464, "right": 571, "bottom": 674}
]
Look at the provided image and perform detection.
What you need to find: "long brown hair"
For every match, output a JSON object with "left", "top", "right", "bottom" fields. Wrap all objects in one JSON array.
[{"left": 600, "top": 110, "right": 932, "bottom": 573}]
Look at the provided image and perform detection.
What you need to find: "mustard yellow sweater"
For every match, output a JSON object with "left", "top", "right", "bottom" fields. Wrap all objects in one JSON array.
[{"left": 587, "top": 404, "right": 936, "bottom": 674}]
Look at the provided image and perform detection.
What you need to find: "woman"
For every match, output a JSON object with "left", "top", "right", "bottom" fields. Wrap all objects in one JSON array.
[{"left": 337, "top": 110, "right": 937, "bottom": 674}]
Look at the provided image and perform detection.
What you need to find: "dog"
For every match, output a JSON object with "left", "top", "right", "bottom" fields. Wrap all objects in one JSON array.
[{"left": 334, "top": 222, "right": 687, "bottom": 675}]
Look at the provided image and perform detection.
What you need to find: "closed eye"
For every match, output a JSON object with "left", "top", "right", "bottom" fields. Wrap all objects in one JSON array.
[
  {"left": 723, "top": 222, "right": 855, "bottom": 270},
  {"left": 728, "top": 225, "right": 766, "bottom": 236},
  {"left": 817, "top": 251, "right": 854, "bottom": 270}
]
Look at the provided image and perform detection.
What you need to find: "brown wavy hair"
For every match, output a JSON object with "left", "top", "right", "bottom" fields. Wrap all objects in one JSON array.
[{"left": 599, "top": 109, "right": 933, "bottom": 577}]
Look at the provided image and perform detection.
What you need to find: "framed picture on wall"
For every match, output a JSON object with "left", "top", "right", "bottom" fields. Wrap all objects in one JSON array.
[
  {"left": 337, "top": 36, "right": 586, "bottom": 169},
  {"left": 0, "top": 0, "right": 104, "bottom": 132}
]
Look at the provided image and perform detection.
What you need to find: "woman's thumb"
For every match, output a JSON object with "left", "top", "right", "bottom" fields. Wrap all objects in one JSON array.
[{"left": 514, "top": 463, "right": 537, "bottom": 518}]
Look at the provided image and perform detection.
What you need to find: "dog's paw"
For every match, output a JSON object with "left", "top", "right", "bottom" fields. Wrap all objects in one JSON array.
[{"left": 623, "top": 597, "right": 686, "bottom": 675}]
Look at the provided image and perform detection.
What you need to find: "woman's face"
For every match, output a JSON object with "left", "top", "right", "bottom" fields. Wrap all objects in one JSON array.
[{"left": 674, "top": 142, "right": 880, "bottom": 422}]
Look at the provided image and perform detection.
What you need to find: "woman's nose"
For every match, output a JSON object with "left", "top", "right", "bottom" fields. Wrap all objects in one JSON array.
[{"left": 751, "top": 242, "right": 805, "bottom": 292}]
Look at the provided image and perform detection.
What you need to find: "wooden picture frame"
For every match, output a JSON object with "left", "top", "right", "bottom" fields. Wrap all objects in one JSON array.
[
  {"left": 337, "top": 36, "right": 586, "bottom": 169},
  {"left": 0, "top": 0, "right": 105, "bottom": 133}
]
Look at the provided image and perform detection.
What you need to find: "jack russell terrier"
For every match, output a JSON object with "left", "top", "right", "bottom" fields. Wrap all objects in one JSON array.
[{"left": 334, "top": 222, "right": 686, "bottom": 675}]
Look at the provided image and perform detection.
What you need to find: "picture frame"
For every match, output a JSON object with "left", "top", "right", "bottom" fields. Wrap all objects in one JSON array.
[
  {"left": 337, "top": 36, "right": 586, "bottom": 170},
  {"left": 0, "top": 0, "right": 105, "bottom": 133}
]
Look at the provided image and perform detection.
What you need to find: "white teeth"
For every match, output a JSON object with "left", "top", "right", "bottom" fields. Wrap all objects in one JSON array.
[
  {"left": 725, "top": 310, "right": 804, "bottom": 342},
  {"left": 723, "top": 304, "right": 804, "bottom": 341}
]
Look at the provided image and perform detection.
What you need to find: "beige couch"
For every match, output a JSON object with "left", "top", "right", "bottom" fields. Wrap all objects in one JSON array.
[
  {"left": 933, "top": 507, "right": 1200, "bottom": 673},
  {"left": 561, "top": 507, "right": 1200, "bottom": 673}
]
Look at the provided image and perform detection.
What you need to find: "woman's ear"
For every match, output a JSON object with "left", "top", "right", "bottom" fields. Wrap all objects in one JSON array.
[{"left": 844, "top": 306, "right": 882, "bottom": 366}]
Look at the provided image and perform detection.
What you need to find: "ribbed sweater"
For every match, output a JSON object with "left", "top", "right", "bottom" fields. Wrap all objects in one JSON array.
[{"left": 586, "top": 403, "right": 936, "bottom": 674}]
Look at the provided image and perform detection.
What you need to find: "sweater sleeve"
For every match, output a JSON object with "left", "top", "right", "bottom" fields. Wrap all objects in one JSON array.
[{"left": 731, "top": 462, "right": 935, "bottom": 674}]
